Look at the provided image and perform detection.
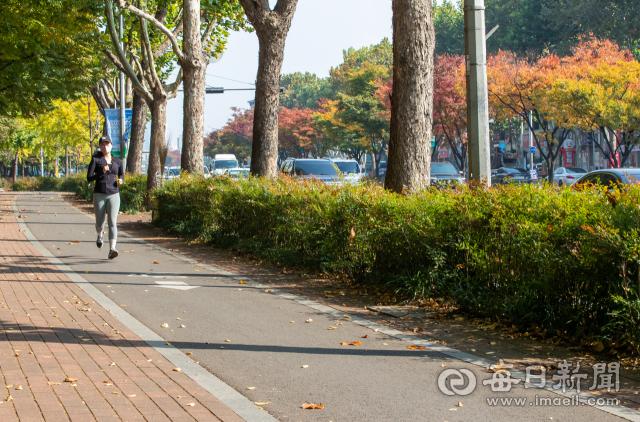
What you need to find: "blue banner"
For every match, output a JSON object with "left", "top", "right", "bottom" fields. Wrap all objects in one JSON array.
[{"left": 104, "top": 109, "right": 133, "bottom": 158}]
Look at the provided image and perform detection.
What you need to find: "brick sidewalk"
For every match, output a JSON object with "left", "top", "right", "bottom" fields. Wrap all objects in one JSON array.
[{"left": 0, "top": 194, "right": 245, "bottom": 422}]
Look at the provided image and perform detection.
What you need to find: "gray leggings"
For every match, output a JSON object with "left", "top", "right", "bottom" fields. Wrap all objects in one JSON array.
[{"left": 93, "top": 192, "right": 120, "bottom": 243}]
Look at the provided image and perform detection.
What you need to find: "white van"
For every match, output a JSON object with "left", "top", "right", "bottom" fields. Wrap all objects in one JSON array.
[{"left": 210, "top": 154, "right": 239, "bottom": 175}]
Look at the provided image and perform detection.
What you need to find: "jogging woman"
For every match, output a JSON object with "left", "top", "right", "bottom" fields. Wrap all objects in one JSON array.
[{"left": 87, "top": 136, "right": 124, "bottom": 259}]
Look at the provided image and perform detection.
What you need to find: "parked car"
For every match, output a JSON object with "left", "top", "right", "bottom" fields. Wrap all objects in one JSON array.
[
  {"left": 164, "top": 168, "right": 181, "bottom": 179},
  {"left": 280, "top": 158, "right": 340, "bottom": 185},
  {"left": 332, "top": 159, "right": 364, "bottom": 184},
  {"left": 225, "top": 168, "right": 250, "bottom": 178},
  {"left": 574, "top": 168, "right": 640, "bottom": 188},
  {"left": 491, "top": 167, "right": 534, "bottom": 185},
  {"left": 378, "top": 161, "right": 387, "bottom": 176},
  {"left": 210, "top": 154, "right": 239, "bottom": 175},
  {"left": 552, "top": 167, "right": 588, "bottom": 186},
  {"left": 430, "top": 162, "right": 465, "bottom": 185}
]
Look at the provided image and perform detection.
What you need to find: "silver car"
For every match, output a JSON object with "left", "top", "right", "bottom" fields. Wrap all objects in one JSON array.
[{"left": 553, "top": 167, "right": 588, "bottom": 186}]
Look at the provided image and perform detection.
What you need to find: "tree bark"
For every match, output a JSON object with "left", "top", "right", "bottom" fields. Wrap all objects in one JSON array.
[
  {"left": 65, "top": 144, "right": 69, "bottom": 178},
  {"left": 12, "top": 154, "right": 18, "bottom": 183},
  {"left": 180, "top": 0, "right": 206, "bottom": 174},
  {"left": 146, "top": 94, "right": 166, "bottom": 200},
  {"left": 239, "top": 0, "right": 298, "bottom": 177},
  {"left": 384, "top": 0, "right": 436, "bottom": 193},
  {"left": 127, "top": 90, "right": 148, "bottom": 173}
]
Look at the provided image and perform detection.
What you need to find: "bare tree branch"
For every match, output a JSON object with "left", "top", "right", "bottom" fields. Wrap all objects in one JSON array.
[
  {"left": 153, "top": 18, "right": 183, "bottom": 58},
  {"left": 114, "top": 0, "right": 186, "bottom": 62},
  {"left": 105, "top": 1, "right": 153, "bottom": 103}
]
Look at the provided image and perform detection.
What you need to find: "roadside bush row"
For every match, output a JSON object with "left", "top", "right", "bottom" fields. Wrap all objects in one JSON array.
[
  {"left": 10, "top": 175, "right": 148, "bottom": 214},
  {"left": 152, "top": 175, "right": 640, "bottom": 353}
]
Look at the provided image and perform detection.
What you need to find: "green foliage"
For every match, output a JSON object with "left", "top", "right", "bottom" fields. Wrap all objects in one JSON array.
[
  {"left": 152, "top": 175, "right": 640, "bottom": 353},
  {"left": 280, "top": 72, "right": 334, "bottom": 109},
  {"left": 0, "top": 0, "right": 103, "bottom": 116},
  {"left": 434, "top": 0, "right": 465, "bottom": 55}
]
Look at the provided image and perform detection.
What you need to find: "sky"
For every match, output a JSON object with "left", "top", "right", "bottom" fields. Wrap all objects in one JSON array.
[{"left": 157, "top": 0, "right": 393, "bottom": 149}]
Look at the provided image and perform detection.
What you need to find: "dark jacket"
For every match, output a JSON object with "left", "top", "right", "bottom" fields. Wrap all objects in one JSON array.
[{"left": 87, "top": 153, "right": 124, "bottom": 195}]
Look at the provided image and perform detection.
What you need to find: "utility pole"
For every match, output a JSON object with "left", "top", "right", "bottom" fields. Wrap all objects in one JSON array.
[
  {"left": 119, "top": 13, "right": 126, "bottom": 172},
  {"left": 464, "top": 0, "right": 491, "bottom": 186}
]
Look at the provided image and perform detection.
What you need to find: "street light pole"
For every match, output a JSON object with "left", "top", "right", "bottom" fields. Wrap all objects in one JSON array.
[
  {"left": 119, "top": 13, "right": 126, "bottom": 171},
  {"left": 464, "top": 0, "right": 491, "bottom": 186}
]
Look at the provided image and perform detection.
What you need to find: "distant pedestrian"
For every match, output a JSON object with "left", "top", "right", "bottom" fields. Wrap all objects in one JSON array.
[{"left": 87, "top": 136, "right": 124, "bottom": 259}]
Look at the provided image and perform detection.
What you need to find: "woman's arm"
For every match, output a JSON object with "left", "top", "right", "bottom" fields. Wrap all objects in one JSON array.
[
  {"left": 117, "top": 158, "right": 124, "bottom": 183},
  {"left": 87, "top": 157, "right": 99, "bottom": 182}
]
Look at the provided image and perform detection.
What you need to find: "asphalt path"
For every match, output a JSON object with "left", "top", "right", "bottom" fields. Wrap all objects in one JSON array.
[{"left": 14, "top": 192, "right": 632, "bottom": 422}]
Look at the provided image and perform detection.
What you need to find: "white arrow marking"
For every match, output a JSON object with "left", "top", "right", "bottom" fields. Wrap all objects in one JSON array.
[
  {"left": 154, "top": 281, "right": 199, "bottom": 291},
  {"left": 128, "top": 274, "right": 188, "bottom": 278}
]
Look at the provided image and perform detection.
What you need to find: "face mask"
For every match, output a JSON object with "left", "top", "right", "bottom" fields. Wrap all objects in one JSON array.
[{"left": 100, "top": 143, "right": 112, "bottom": 155}]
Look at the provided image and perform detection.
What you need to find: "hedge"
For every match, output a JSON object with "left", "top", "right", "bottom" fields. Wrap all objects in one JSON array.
[
  {"left": 152, "top": 174, "right": 640, "bottom": 354},
  {"left": 10, "top": 174, "right": 148, "bottom": 214}
]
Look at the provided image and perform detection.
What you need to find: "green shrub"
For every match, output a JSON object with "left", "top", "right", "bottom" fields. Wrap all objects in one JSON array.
[{"left": 152, "top": 175, "right": 640, "bottom": 353}]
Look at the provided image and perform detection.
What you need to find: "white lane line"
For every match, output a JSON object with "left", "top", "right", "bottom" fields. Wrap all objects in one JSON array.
[
  {"left": 53, "top": 193, "right": 640, "bottom": 422},
  {"left": 12, "top": 199, "right": 276, "bottom": 422},
  {"left": 154, "top": 281, "right": 199, "bottom": 291}
]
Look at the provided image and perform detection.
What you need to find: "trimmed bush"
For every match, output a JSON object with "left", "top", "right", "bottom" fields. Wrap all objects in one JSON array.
[{"left": 152, "top": 175, "right": 640, "bottom": 353}]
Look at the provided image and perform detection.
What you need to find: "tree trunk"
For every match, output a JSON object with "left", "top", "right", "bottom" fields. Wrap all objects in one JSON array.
[
  {"left": 127, "top": 90, "right": 148, "bottom": 174},
  {"left": 12, "top": 154, "right": 18, "bottom": 183},
  {"left": 385, "top": 0, "right": 436, "bottom": 193},
  {"left": 65, "top": 144, "right": 69, "bottom": 178},
  {"left": 250, "top": 35, "right": 288, "bottom": 177},
  {"left": 146, "top": 94, "right": 167, "bottom": 199},
  {"left": 239, "top": 0, "right": 298, "bottom": 177},
  {"left": 180, "top": 0, "right": 206, "bottom": 174}
]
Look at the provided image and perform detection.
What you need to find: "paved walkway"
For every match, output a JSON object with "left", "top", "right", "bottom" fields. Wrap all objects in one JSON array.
[
  {"left": 0, "top": 193, "right": 244, "bottom": 422},
  {"left": 4, "top": 190, "right": 640, "bottom": 422}
]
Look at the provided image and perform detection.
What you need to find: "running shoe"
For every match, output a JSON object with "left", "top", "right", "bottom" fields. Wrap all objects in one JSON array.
[
  {"left": 108, "top": 249, "right": 119, "bottom": 260},
  {"left": 96, "top": 236, "right": 103, "bottom": 249}
]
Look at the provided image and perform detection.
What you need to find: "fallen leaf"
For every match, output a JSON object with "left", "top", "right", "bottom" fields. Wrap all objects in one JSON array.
[
  {"left": 327, "top": 327, "right": 337, "bottom": 330},
  {"left": 302, "top": 403, "right": 324, "bottom": 409},
  {"left": 301, "top": 365, "right": 309, "bottom": 368},
  {"left": 186, "top": 352, "right": 193, "bottom": 355},
  {"left": 186, "top": 403, "right": 195, "bottom": 407},
  {"left": 47, "top": 382, "right": 60, "bottom": 386},
  {"left": 173, "top": 368, "right": 181, "bottom": 372},
  {"left": 382, "top": 343, "right": 388, "bottom": 346},
  {"left": 128, "top": 394, "right": 136, "bottom": 398},
  {"left": 305, "top": 319, "right": 313, "bottom": 323},
  {"left": 224, "top": 339, "right": 232, "bottom": 342},
  {"left": 457, "top": 402, "right": 463, "bottom": 407},
  {"left": 161, "top": 323, "right": 169, "bottom": 328},
  {"left": 180, "top": 325, "right": 186, "bottom": 328},
  {"left": 7, "top": 395, "right": 12, "bottom": 401},
  {"left": 153, "top": 260, "right": 159, "bottom": 264},
  {"left": 238, "top": 281, "right": 247, "bottom": 284},
  {"left": 593, "top": 341, "right": 605, "bottom": 352},
  {"left": 360, "top": 335, "right": 368, "bottom": 338},
  {"left": 254, "top": 401, "right": 270, "bottom": 405},
  {"left": 64, "top": 378, "right": 78, "bottom": 382},
  {"left": 342, "top": 315, "right": 351, "bottom": 319},
  {"left": 15, "top": 386, "right": 22, "bottom": 390},
  {"left": 112, "top": 392, "right": 119, "bottom": 395},
  {"left": 340, "top": 341, "right": 362, "bottom": 346},
  {"left": 247, "top": 387, "right": 256, "bottom": 390}
]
